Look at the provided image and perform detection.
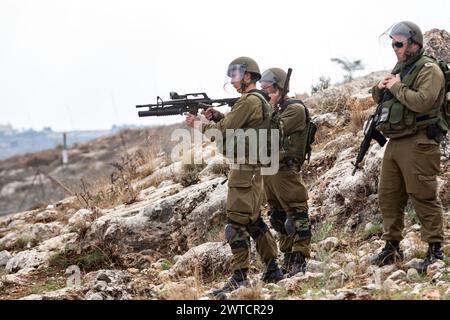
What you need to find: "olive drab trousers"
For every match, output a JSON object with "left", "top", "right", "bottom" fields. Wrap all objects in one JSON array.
[
  {"left": 226, "top": 164, "right": 278, "bottom": 271},
  {"left": 263, "top": 164, "right": 311, "bottom": 257},
  {"left": 379, "top": 131, "right": 444, "bottom": 243}
]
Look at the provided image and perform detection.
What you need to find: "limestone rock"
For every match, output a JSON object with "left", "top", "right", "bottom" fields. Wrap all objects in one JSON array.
[
  {"left": 0, "top": 250, "right": 12, "bottom": 266},
  {"left": 170, "top": 242, "right": 231, "bottom": 280},
  {"left": 6, "top": 250, "right": 50, "bottom": 273},
  {"left": 84, "top": 269, "right": 132, "bottom": 300},
  {"left": 318, "top": 237, "right": 340, "bottom": 252},
  {"left": 406, "top": 268, "right": 420, "bottom": 282},
  {"left": 387, "top": 270, "right": 406, "bottom": 282},
  {"left": 19, "top": 288, "right": 83, "bottom": 300}
]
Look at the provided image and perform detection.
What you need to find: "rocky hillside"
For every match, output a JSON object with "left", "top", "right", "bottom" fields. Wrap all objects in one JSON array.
[
  {"left": 0, "top": 29, "right": 449, "bottom": 300},
  {"left": 0, "top": 125, "right": 182, "bottom": 216}
]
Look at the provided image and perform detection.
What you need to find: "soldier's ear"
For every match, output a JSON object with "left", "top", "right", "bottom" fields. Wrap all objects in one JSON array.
[
  {"left": 244, "top": 71, "right": 252, "bottom": 82},
  {"left": 408, "top": 38, "right": 421, "bottom": 51}
]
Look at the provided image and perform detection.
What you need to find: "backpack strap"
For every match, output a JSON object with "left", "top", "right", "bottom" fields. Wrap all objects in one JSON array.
[
  {"left": 402, "top": 55, "right": 436, "bottom": 87},
  {"left": 281, "top": 99, "right": 310, "bottom": 122},
  {"left": 246, "top": 90, "right": 271, "bottom": 121}
]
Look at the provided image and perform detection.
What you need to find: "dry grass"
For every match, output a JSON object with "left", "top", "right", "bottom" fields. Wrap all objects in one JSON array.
[
  {"left": 311, "top": 219, "right": 336, "bottom": 244},
  {"left": 230, "top": 280, "right": 264, "bottom": 300},
  {"left": 140, "top": 172, "right": 167, "bottom": 190},
  {"left": 313, "top": 87, "right": 353, "bottom": 115},
  {"left": 9, "top": 235, "right": 42, "bottom": 251},
  {"left": 209, "top": 162, "right": 229, "bottom": 176},
  {"left": 162, "top": 264, "right": 204, "bottom": 300},
  {"left": 74, "top": 137, "right": 175, "bottom": 209},
  {"left": 347, "top": 96, "right": 375, "bottom": 135},
  {"left": 30, "top": 129, "right": 170, "bottom": 211},
  {"left": 178, "top": 164, "right": 205, "bottom": 187},
  {"left": 48, "top": 241, "right": 123, "bottom": 272},
  {"left": 0, "top": 267, "right": 68, "bottom": 300},
  {"left": 74, "top": 148, "right": 155, "bottom": 208},
  {"left": 173, "top": 151, "right": 207, "bottom": 187}
]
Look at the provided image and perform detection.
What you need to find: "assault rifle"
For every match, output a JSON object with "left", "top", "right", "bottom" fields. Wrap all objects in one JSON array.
[
  {"left": 278, "top": 68, "right": 292, "bottom": 111},
  {"left": 136, "top": 92, "right": 238, "bottom": 117},
  {"left": 351, "top": 103, "right": 387, "bottom": 175}
]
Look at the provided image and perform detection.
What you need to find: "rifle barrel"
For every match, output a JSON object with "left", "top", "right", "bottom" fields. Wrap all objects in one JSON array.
[{"left": 136, "top": 97, "right": 239, "bottom": 117}]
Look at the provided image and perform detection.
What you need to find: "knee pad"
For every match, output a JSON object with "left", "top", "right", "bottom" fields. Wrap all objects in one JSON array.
[
  {"left": 291, "top": 210, "right": 311, "bottom": 240},
  {"left": 224, "top": 223, "right": 249, "bottom": 251}
]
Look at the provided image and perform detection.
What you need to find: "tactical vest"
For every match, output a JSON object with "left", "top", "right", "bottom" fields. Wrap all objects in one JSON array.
[
  {"left": 376, "top": 56, "right": 446, "bottom": 139},
  {"left": 277, "top": 99, "right": 316, "bottom": 166},
  {"left": 222, "top": 90, "right": 272, "bottom": 164}
]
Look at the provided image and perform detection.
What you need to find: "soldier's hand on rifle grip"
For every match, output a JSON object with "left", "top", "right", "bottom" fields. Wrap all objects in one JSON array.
[{"left": 201, "top": 107, "right": 217, "bottom": 121}]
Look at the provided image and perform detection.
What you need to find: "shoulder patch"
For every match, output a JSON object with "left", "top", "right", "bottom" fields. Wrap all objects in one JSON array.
[{"left": 424, "top": 62, "right": 433, "bottom": 68}]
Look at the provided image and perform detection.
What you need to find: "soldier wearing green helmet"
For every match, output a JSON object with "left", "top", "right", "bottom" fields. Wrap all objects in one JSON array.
[
  {"left": 370, "top": 21, "right": 446, "bottom": 273},
  {"left": 186, "top": 56, "right": 283, "bottom": 298},
  {"left": 260, "top": 67, "right": 312, "bottom": 277}
]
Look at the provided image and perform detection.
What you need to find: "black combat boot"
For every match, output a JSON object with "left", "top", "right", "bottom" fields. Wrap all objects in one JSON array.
[
  {"left": 281, "top": 252, "right": 293, "bottom": 275},
  {"left": 261, "top": 259, "right": 284, "bottom": 283},
  {"left": 371, "top": 241, "right": 404, "bottom": 267},
  {"left": 212, "top": 269, "right": 248, "bottom": 299},
  {"left": 287, "top": 252, "right": 307, "bottom": 277},
  {"left": 416, "top": 243, "right": 444, "bottom": 274}
]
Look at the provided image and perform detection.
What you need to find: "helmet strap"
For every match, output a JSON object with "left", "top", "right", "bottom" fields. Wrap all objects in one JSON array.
[{"left": 239, "top": 71, "right": 249, "bottom": 93}]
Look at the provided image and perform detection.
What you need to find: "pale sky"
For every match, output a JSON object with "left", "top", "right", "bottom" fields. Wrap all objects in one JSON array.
[{"left": 1, "top": 0, "right": 449, "bottom": 131}]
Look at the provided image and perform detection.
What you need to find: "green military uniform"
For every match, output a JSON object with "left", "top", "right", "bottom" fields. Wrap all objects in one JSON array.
[
  {"left": 202, "top": 92, "right": 278, "bottom": 271},
  {"left": 263, "top": 100, "right": 311, "bottom": 258},
  {"left": 372, "top": 51, "right": 446, "bottom": 244}
]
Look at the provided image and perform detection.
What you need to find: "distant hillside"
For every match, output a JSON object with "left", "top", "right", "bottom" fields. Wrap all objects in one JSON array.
[
  {"left": 0, "top": 124, "right": 182, "bottom": 216},
  {"left": 0, "top": 125, "right": 137, "bottom": 161}
]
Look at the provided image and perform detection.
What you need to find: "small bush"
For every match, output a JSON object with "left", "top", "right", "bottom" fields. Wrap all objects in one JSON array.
[
  {"left": 49, "top": 246, "right": 119, "bottom": 272},
  {"left": 311, "top": 220, "right": 335, "bottom": 243},
  {"left": 160, "top": 259, "right": 172, "bottom": 271},
  {"left": 347, "top": 97, "right": 375, "bottom": 135},
  {"left": 11, "top": 236, "right": 41, "bottom": 251},
  {"left": 179, "top": 163, "right": 206, "bottom": 187},
  {"left": 363, "top": 223, "right": 383, "bottom": 239},
  {"left": 30, "top": 279, "right": 65, "bottom": 295},
  {"left": 209, "top": 162, "right": 229, "bottom": 176},
  {"left": 314, "top": 87, "right": 352, "bottom": 115}
]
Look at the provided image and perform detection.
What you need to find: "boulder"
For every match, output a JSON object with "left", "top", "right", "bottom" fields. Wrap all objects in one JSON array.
[
  {"left": 170, "top": 242, "right": 232, "bottom": 280},
  {"left": 84, "top": 269, "right": 132, "bottom": 300},
  {"left": 0, "top": 250, "right": 12, "bottom": 267},
  {"left": 6, "top": 250, "right": 50, "bottom": 273},
  {"left": 318, "top": 237, "right": 340, "bottom": 252}
]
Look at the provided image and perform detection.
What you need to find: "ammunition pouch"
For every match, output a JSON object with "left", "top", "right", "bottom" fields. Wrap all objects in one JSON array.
[{"left": 426, "top": 124, "right": 444, "bottom": 143}]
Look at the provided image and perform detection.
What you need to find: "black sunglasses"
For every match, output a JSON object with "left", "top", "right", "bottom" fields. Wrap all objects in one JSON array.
[{"left": 392, "top": 41, "right": 404, "bottom": 49}]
